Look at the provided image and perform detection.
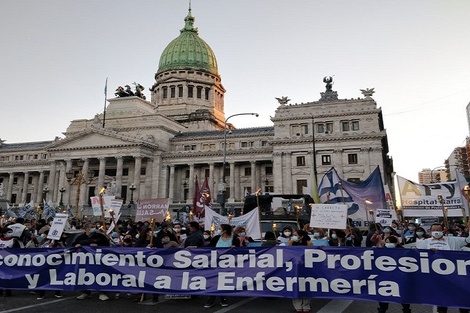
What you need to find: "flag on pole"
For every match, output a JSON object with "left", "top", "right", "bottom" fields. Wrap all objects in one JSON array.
[
  {"left": 102, "top": 77, "right": 108, "bottom": 128},
  {"left": 192, "top": 175, "right": 201, "bottom": 215},
  {"left": 318, "top": 166, "right": 386, "bottom": 226}
]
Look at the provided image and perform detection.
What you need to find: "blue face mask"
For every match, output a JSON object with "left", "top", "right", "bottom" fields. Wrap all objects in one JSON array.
[
  {"left": 416, "top": 231, "right": 424, "bottom": 237},
  {"left": 383, "top": 228, "right": 391, "bottom": 233},
  {"left": 385, "top": 243, "right": 396, "bottom": 248},
  {"left": 313, "top": 232, "right": 320, "bottom": 238},
  {"left": 331, "top": 234, "right": 337, "bottom": 239}
]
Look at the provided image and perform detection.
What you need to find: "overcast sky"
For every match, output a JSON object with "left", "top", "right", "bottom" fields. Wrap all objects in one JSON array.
[{"left": 1, "top": 1, "right": 469, "bottom": 182}]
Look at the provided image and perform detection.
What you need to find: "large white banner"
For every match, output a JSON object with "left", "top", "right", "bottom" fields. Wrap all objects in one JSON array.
[
  {"left": 397, "top": 174, "right": 468, "bottom": 218},
  {"left": 90, "top": 196, "right": 116, "bottom": 217},
  {"left": 204, "top": 207, "right": 261, "bottom": 240}
]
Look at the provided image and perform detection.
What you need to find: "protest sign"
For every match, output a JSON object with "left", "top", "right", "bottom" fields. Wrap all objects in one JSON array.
[
  {"left": 310, "top": 204, "right": 348, "bottom": 229},
  {"left": 46, "top": 213, "right": 68, "bottom": 240}
]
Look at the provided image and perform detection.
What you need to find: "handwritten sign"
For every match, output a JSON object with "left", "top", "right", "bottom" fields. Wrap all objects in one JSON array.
[
  {"left": 310, "top": 204, "right": 348, "bottom": 229},
  {"left": 47, "top": 214, "right": 69, "bottom": 240}
]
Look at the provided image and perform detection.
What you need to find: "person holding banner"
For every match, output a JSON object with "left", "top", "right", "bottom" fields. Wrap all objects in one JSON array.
[
  {"left": 416, "top": 222, "right": 470, "bottom": 313},
  {"left": 289, "top": 229, "right": 312, "bottom": 312},
  {"left": 73, "top": 222, "right": 111, "bottom": 301},
  {"left": 204, "top": 224, "right": 239, "bottom": 308},
  {"left": 377, "top": 236, "right": 411, "bottom": 313}
]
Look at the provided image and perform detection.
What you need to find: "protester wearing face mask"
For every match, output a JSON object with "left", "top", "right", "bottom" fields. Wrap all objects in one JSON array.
[
  {"left": 311, "top": 228, "right": 329, "bottom": 246},
  {"left": 328, "top": 229, "right": 346, "bottom": 246},
  {"left": 416, "top": 222, "right": 470, "bottom": 313},
  {"left": 288, "top": 230, "right": 312, "bottom": 312},
  {"left": 377, "top": 236, "right": 411, "bottom": 313},
  {"left": 202, "top": 230, "right": 212, "bottom": 246},
  {"left": 233, "top": 226, "right": 254, "bottom": 247},
  {"left": 415, "top": 226, "right": 428, "bottom": 242},
  {"left": 277, "top": 226, "right": 294, "bottom": 245},
  {"left": 403, "top": 222, "right": 418, "bottom": 244},
  {"left": 155, "top": 222, "right": 179, "bottom": 248},
  {"left": 371, "top": 226, "right": 399, "bottom": 248},
  {"left": 0, "top": 227, "right": 22, "bottom": 249}
]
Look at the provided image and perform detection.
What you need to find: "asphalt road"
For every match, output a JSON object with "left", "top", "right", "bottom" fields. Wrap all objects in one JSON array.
[{"left": 0, "top": 291, "right": 464, "bottom": 313}]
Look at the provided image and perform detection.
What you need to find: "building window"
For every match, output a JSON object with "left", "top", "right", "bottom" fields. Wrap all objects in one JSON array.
[
  {"left": 184, "top": 145, "right": 197, "bottom": 151},
  {"left": 352, "top": 121, "right": 359, "bottom": 131},
  {"left": 291, "top": 124, "right": 309, "bottom": 136},
  {"left": 244, "top": 167, "right": 251, "bottom": 176},
  {"left": 261, "top": 141, "right": 268, "bottom": 147},
  {"left": 197, "top": 86, "right": 202, "bottom": 99},
  {"left": 122, "top": 168, "right": 129, "bottom": 176},
  {"left": 205, "top": 88, "right": 210, "bottom": 100},
  {"left": 296, "top": 179, "right": 307, "bottom": 194},
  {"left": 296, "top": 156, "right": 306, "bottom": 166},
  {"left": 178, "top": 85, "right": 183, "bottom": 97},
  {"left": 342, "top": 121, "right": 349, "bottom": 131},
  {"left": 322, "top": 155, "right": 331, "bottom": 165},
  {"left": 316, "top": 124, "right": 324, "bottom": 133},
  {"left": 326, "top": 122, "right": 333, "bottom": 133},
  {"left": 265, "top": 166, "right": 273, "bottom": 175},
  {"left": 241, "top": 141, "right": 253, "bottom": 148},
  {"left": 204, "top": 169, "right": 210, "bottom": 178},
  {"left": 162, "top": 87, "right": 168, "bottom": 99},
  {"left": 348, "top": 153, "right": 358, "bottom": 164},
  {"left": 28, "top": 176, "right": 33, "bottom": 184},
  {"left": 188, "top": 85, "right": 194, "bottom": 98},
  {"left": 13, "top": 177, "right": 18, "bottom": 184},
  {"left": 140, "top": 168, "right": 146, "bottom": 175},
  {"left": 170, "top": 86, "right": 176, "bottom": 98}
]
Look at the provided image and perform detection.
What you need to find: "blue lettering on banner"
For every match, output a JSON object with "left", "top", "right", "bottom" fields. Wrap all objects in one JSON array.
[{"left": 0, "top": 247, "right": 469, "bottom": 308}]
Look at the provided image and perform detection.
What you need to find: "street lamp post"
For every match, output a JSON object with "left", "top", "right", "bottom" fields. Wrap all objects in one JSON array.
[
  {"left": 220, "top": 112, "right": 259, "bottom": 215},
  {"left": 65, "top": 159, "right": 94, "bottom": 221},
  {"left": 128, "top": 183, "right": 136, "bottom": 207},
  {"left": 42, "top": 186, "right": 49, "bottom": 202},
  {"left": 59, "top": 186, "right": 66, "bottom": 207}
]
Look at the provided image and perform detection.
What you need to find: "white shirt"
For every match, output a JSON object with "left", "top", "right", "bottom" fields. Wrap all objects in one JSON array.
[{"left": 415, "top": 236, "right": 470, "bottom": 251}]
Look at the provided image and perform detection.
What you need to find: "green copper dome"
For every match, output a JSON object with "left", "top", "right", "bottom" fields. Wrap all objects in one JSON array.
[{"left": 157, "top": 10, "right": 218, "bottom": 75}]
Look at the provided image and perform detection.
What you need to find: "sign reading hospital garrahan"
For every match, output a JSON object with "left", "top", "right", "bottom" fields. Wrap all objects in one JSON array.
[
  {"left": 135, "top": 198, "right": 169, "bottom": 222},
  {"left": 310, "top": 204, "right": 348, "bottom": 229},
  {"left": 397, "top": 175, "right": 467, "bottom": 217}
]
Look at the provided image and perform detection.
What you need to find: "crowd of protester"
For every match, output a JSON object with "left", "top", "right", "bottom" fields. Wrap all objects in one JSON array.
[{"left": 1, "top": 215, "right": 470, "bottom": 312}]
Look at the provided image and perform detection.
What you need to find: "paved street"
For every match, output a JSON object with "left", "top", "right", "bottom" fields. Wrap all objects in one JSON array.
[{"left": 0, "top": 291, "right": 464, "bottom": 313}]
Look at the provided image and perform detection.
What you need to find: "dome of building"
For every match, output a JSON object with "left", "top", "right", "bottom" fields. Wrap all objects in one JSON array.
[{"left": 157, "top": 10, "right": 218, "bottom": 76}]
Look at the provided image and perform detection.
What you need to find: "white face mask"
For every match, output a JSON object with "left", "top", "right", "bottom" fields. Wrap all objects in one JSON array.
[
  {"left": 173, "top": 228, "right": 181, "bottom": 233},
  {"left": 239, "top": 232, "right": 246, "bottom": 237},
  {"left": 432, "top": 231, "right": 444, "bottom": 239},
  {"left": 291, "top": 236, "right": 299, "bottom": 242},
  {"left": 283, "top": 231, "right": 291, "bottom": 237},
  {"left": 215, "top": 230, "right": 222, "bottom": 236},
  {"left": 5, "top": 233, "right": 13, "bottom": 238},
  {"left": 331, "top": 234, "right": 337, "bottom": 239},
  {"left": 385, "top": 243, "right": 396, "bottom": 248},
  {"left": 203, "top": 235, "right": 210, "bottom": 240}
]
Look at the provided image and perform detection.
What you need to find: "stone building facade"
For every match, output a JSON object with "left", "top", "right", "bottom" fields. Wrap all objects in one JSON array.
[{"left": 0, "top": 9, "right": 393, "bottom": 216}]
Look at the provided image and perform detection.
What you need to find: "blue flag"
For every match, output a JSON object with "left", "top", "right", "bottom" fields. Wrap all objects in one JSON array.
[{"left": 318, "top": 166, "right": 386, "bottom": 227}]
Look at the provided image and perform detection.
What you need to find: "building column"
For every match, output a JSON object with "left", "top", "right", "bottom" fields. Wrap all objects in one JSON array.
[
  {"left": 7, "top": 172, "right": 14, "bottom": 203},
  {"left": 188, "top": 164, "right": 194, "bottom": 204},
  {"left": 273, "top": 152, "right": 283, "bottom": 194},
  {"left": 229, "top": 162, "right": 235, "bottom": 202},
  {"left": 48, "top": 161, "right": 57, "bottom": 202},
  {"left": 116, "top": 156, "right": 123, "bottom": 199},
  {"left": 285, "top": 153, "right": 292, "bottom": 194},
  {"left": 21, "top": 172, "right": 29, "bottom": 203},
  {"left": 145, "top": 158, "right": 153, "bottom": 198},
  {"left": 209, "top": 163, "right": 215, "bottom": 196},
  {"left": 251, "top": 161, "right": 256, "bottom": 194},
  {"left": 133, "top": 156, "right": 142, "bottom": 201},
  {"left": 152, "top": 155, "right": 161, "bottom": 198},
  {"left": 98, "top": 157, "right": 106, "bottom": 191},
  {"left": 79, "top": 159, "right": 89, "bottom": 208},
  {"left": 64, "top": 159, "right": 72, "bottom": 206},
  {"left": 168, "top": 165, "right": 175, "bottom": 203},
  {"left": 37, "top": 171, "right": 45, "bottom": 203}
]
